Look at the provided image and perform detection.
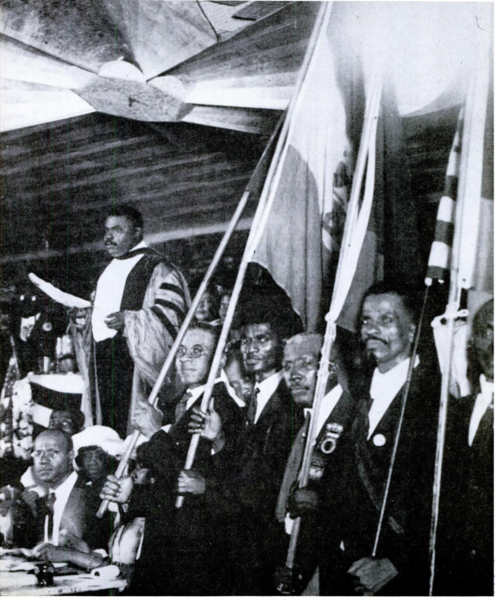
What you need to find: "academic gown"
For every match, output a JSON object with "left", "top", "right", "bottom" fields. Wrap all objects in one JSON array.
[{"left": 93, "top": 249, "right": 190, "bottom": 438}]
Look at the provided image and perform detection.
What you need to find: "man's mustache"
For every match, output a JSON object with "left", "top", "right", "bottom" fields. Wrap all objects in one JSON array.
[{"left": 364, "top": 336, "right": 388, "bottom": 344}]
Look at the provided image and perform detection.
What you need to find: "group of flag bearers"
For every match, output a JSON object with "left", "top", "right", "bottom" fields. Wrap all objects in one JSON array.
[{"left": 96, "top": 3, "right": 492, "bottom": 593}]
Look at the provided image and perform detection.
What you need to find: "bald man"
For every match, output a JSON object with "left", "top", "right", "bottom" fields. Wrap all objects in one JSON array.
[{"left": 20, "top": 430, "right": 112, "bottom": 552}]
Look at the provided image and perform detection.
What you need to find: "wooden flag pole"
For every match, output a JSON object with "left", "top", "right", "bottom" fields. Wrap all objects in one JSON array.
[
  {"left": 175, "top": 2, "right": 339, "bottom": 509},
  {"left": 285, "top": 71, "right": 383, "bottom": 571},
  {"left": 96, "top": 116, "right": 282, "bottom": 519}
]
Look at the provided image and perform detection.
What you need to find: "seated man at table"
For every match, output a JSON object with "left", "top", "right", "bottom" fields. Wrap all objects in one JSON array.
[
  {"left": 20, "top": 408, "right": 87, "bottom": 502},
  {"left": 100, "top": 322, "right": 245, "bottom": 595},
  {"left": 15, "top": 429, "right": 112, "bottom": 567}
]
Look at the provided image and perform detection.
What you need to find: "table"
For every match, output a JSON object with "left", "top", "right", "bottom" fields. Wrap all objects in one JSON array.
[
  {"left": 2, "top": 572, "right": 127, "bottom": 596},
  {"left": 1, "top": 565, "right": 127, "bottom": 596}
]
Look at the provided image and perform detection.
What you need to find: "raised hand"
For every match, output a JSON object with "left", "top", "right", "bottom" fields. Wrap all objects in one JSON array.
[{"left": 99, "top": 474, "right": 133, "bottom": 504}]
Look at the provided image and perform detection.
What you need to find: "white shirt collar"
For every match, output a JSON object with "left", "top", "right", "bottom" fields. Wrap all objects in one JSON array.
[
  {"left": 304, "top": 384, "right": 344, "bottom": 435},
  {"left": 368, "top": 356, "right": 420, "bottom": 439},
  {"left": 45, "top": 471, "right": 78, "bottom": 545},
  {"left": 468, "top": 375, "right": 494, "bottom": 446},
  {"left": 126, "top": 240, "right": 147, "bottom": 254},
  {"left": 185, "top": 376, "right": 226, "bottom": 411},
  {"left": 254, "top": 371, "right": 283, "bottom": 424}
]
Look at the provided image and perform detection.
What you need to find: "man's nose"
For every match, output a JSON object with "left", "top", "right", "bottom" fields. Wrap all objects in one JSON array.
[
  {"left": 246, "top": 340, "right": 259, "bottom": 352},
  {"left": 39, "top": 453, "right": 49, "bottom": 464},
  {"left": 363, "top": 320, "right": 380, "bottom": 335},
  {"left": 290, "top": 370, "right": 303, "bottom": 383}
]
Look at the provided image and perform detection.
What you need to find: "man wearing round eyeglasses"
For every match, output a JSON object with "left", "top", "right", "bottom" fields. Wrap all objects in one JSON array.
[{"left": 101, "top": 323, "right": 245, "bottom": 595}]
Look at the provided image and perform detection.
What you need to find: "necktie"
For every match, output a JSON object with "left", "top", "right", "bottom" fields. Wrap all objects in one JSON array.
[
  {"left": 175, "top": 391, "right": 193, "bottom": 424},
  {"left": 45, "top": 492, "right": 56, "bottom": 543},
  {"left": 247, "top": 387, "right": 259, "bottom": 426}
]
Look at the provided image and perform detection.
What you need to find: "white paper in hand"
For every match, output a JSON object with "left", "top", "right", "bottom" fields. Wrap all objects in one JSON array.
[{"left": 28, "top": 273, "right": 91, "bottom": 309}]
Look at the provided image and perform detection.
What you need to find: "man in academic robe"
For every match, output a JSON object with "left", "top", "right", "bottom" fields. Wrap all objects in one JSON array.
[
  {"left": 92, "top": 204, "right": 190, "bottom": 438},
  {"left": 435, "top": 299, "right": 493, "bottom": 596},
  {"left": 100, "top": 323, "right": 245, "bottom": 595},
  {"left": 228, "top": 297, "right": 304, "bottom": 595},
  {"left": 273, "top": 332, "right": 357, "bottom": 594},
  {"left": 313, "top": 281, "right": 441, "bottom": 596}
]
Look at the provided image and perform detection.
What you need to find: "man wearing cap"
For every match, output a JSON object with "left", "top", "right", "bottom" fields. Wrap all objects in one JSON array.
[
  {"left": 91, "top": 204, "right": 190, "bottom": 438},
  {"left": 273, "top": 333, "right": 356, "bottom": 594},
  {"left": 316, "top": 281, "right": 441, "bottom": 595},
  {"left": 100, "top": 322, "right": 245, "bottom": 595}
]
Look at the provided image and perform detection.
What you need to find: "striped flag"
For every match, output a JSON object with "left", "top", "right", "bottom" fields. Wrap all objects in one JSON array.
[{"left": 425, "top": 110, "right": 463, "bottom": 286}]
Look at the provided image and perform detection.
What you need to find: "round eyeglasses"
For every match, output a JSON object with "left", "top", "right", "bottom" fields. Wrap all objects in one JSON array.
[{"left": 176, "top": 345, "right": 207, "bottom": 359}]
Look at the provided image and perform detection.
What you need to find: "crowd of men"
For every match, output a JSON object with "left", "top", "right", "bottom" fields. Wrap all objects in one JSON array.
[{"left": 0, "top": 205, "right": 492, "bottom": 596}]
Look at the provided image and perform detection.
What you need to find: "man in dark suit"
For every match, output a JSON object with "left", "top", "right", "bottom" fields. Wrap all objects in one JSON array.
[
  {"left": 228, "top": 297, "right": 304, "bottom": 595},
  {"left": 100, "top": 322, "right": 245, "bottom": 595},
  {"left": 314, "top": 281, "right": 441, "bottom": 595},
  {"left": 18, "top": 429, "right": 111, "bottom": 554},
  {"left": 273, "top": 332, "right": 357, "bottom": 594},
  {"left": 435, "top": 299, "right": 493, "bottom": 596}
]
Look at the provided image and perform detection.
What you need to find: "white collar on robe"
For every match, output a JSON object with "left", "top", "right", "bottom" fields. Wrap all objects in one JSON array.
[{"left": 92, "top": 241, "right": 148, "bottom": 341}]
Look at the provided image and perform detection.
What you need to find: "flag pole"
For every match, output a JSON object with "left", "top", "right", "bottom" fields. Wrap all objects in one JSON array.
[
  {"left": 175, "top": 0, "right": 335, "bottom": 509},
  {"left": 428, "top": 34, "right": 489, "bottom": 593},
  {"left": 96, "top": 116, "right": 281, "bottom": 518},
  {"left": 285, "top": 71, "right": 382, "bottom": 571}
]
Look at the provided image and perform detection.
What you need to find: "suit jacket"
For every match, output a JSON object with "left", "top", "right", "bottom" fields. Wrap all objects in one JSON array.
[
  {"left": 322, "top": 359, "right": 441, "bottom": 595},
  {"left": 435, "top": 389, "right": 494, "bottom": 595},
  {"left": 277, "top": 387, "right": 357, "bottom": 586},
  {"left": 228, "top": 379, "right": 304, "bottom": 595},
  {"left": 128, "top": 382, "right": 244, "bottom": 596},
  {"left": 29, "top": 476, "right": 113, "bottom": 551},
  {"left": 235, "top": 379, "right": 305, "bottom": 519}
]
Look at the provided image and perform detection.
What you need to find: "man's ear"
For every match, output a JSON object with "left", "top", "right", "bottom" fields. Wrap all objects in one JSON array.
[
  {"left": 135, "top": 226, "right": 143, "bottom": 240},
  {"left": 408, "top": 323, "right": 417, "bottom": 343},
  {"left": 68, "top": 450, "right": 75, "bottom": 464},
  {"left": 219, "top": 353, "right": 226, "bottom": 370}
]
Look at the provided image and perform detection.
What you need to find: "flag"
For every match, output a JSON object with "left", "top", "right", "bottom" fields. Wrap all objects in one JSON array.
[
  {"left": 425, "top": 112, "right": 463, "bottom": 286},
  {"left": 469, "top": 66, "right": 493, "bottom": 309},
  {"left": 337, "top": 83, "right": 422, "bottom": 331},
  {"left": 249, "top": 3, "right": 358, "bottom": 331}
]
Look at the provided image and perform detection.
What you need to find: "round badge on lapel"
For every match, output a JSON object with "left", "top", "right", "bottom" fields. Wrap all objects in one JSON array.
[{"left": 373, "top": 434, "right": 386, "bottom": 447}]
